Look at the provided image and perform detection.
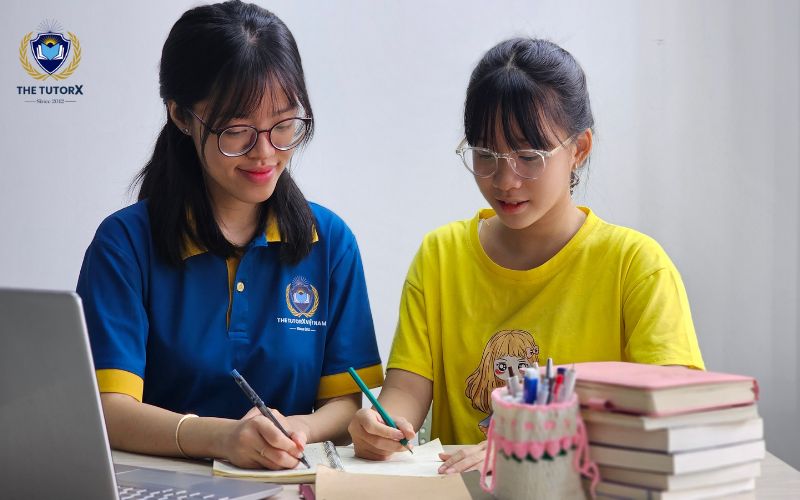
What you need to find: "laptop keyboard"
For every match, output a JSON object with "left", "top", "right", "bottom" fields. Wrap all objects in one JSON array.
[
  {"left": 113, "top": 464, "right": 281, "bottom": 500},
  {"left": 118, "top": 484, "right": 226, "bottom": 500}
]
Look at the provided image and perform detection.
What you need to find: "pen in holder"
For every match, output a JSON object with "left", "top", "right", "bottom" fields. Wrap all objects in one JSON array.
[{"left": 480, "top": 387, "right": 599, "bottom": 500}]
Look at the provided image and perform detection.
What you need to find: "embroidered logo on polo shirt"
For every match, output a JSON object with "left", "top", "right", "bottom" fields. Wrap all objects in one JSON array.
[
  {"left": 286, "top": 276, "right": 319, "bottom": 318},
  {"left": 276, "top": 276, "right": 326, "bottom": 333}
]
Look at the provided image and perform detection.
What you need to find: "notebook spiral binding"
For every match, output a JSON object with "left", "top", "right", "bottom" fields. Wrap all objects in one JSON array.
[{"left": 323, "top": 441, "right": 345, "bottom": 470}]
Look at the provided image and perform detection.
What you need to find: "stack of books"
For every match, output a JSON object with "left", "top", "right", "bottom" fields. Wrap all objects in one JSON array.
[{"left": 573, "top": 362, "right": 763, "bottom": 499}]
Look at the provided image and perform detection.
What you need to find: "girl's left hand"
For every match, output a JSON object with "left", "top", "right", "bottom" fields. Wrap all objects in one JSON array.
[{"left": 437, "top": 441, "right": 488, "bottom": 474}]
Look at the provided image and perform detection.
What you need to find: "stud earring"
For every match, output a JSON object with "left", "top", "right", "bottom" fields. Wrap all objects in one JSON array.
[{"left": 183, "top": 128, "right": 189, "bottom": 134}]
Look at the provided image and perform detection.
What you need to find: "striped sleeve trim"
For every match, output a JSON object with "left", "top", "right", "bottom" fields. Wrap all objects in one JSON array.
[
  {"left": 317, "top": 364, "right": 384, "bottom": 400},
  {"left": 96, "top": 368, "right": 144, "bottom": 402}
]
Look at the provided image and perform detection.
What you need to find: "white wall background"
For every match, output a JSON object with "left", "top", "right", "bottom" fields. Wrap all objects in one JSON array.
[{"left": 2, "top": 0, "right": 798, "bottom": 468}]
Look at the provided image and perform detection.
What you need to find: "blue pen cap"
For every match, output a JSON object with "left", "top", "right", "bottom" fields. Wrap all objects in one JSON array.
[{"left": 523, "top": 375, "right": 539, "bottom": 405}]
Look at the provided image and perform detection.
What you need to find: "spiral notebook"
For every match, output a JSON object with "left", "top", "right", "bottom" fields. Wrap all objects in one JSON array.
[
  {"left": 213, "top": 441, "right": 343, "bottom": 483},
  {"left": 212, "top": 439, "right": 446, "bottom": 484}
]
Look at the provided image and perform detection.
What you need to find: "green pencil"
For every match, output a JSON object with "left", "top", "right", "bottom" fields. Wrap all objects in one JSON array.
[{"left": 347, "top": 367, "right": 413, "bottom": 454}]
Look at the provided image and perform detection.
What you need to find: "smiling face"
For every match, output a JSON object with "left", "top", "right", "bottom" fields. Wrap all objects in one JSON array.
[
  {"left": 493, "top": 355, "right": 531, "bottom": 381},
  {"left": 474, "top": 121, "right": 576, "bottom": 231},
  {"left": 177, "top": 92, "right": 300, "bottom": 212}
]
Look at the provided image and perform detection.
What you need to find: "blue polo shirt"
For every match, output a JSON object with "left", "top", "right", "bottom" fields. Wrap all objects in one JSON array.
[{"left": 77, "top": 200, "right": 383, "bottom": 419}]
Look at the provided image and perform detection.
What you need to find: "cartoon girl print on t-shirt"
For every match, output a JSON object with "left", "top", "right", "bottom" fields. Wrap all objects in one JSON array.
[{"left": 465, "top": 329, "right": 539, "bottom": 433}]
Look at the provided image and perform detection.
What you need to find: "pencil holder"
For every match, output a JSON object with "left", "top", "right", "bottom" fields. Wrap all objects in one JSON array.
[{"left": 480, "top": 388, "right": 599, "bottom": 500}]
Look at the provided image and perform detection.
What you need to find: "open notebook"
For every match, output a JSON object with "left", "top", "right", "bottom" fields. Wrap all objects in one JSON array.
[{"left": 213, "top": 439, "right": 445, "bottom": 483}]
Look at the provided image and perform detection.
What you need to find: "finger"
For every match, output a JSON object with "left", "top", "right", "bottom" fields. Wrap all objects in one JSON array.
[
  {"left": 354, "top": 447, "right": 393, "bottom": 461},
  {"left": 351, "top": 422, "right": 406, "bottom": 457},
  {"left": 355, "top": 422, "right": 410, "bottom": 454},
  {"left": 253, "top": 447, "right": 296, "bottom": 470},
  {"left": 254, "top": 418, "right": 301, "bottom": 456},
  {"left": 358, "top": 432, "right": 409, "bottom": 454},
  {"left": 349, "top": 410, "right": 410, "bottom": 455},
  {"left": 257, "top": 440, "right": 303, "bottom": 470},
  {"left": 438, "top": 452, "right": 452, "bottom": 461},
  {"left": 349, "top": 417, "right": 397, "bottom": 460},
  {"left": 352, "top": 435, "right": 397, "bottom": 461},
  {"left": 438, "top": 449, "right": 465, "bottom": 474},
  {"left": 439, "top": 444, "right": 488, "bottom": 474},
  {"left": 290, "top": 430, "right": 307, "bottom": 452},
  {"left": 446, "top": 452, "right": 486, "bottom": 474},
  {"left": 394, "top": 417, "right": 417, "bottom": 442},
  {"left": 254, "top": 451, "right": 281, "bottom": 470},
  {"left": 464, "top": 457, "right": 485, "bottom": 472},
  {"left": 361, "top": 412, "right": 406, "bottom": 441}
]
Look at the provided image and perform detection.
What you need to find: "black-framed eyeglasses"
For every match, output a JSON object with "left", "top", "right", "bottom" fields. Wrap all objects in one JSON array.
[
  {"left": 185, "top": 108, "right": 312, "bottom": 157},
  {"left": 455, "top": 136, "right": 573, "bottom": 180}
]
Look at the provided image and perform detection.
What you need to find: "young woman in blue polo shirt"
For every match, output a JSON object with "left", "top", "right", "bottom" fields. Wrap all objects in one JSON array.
[{"left": 77, "top": 0, "right": 383, "bottom": 470}]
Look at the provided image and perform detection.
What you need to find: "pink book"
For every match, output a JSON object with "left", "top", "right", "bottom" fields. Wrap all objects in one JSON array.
[{"left": 570, "top": 362, "right": 758, "bottom": 416}]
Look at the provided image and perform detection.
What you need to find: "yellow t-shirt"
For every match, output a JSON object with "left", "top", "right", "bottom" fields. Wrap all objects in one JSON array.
[{"left": 387, "top": 207, "right": 705, "bottom": 445}]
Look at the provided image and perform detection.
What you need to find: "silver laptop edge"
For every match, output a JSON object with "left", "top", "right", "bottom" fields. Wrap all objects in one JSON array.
[{"left": 0, "top": 288, "right": 280, "bottom": 500}]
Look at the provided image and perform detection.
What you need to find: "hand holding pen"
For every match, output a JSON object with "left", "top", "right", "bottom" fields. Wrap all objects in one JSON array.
[
  {"left": 347, "top": 367, "right": 416, "bottom": 460},
  {"left": 230, "top": 369, "right": 311, "bottom": 469}
]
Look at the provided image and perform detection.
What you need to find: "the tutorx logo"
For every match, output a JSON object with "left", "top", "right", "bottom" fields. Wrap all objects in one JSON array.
[{"left": 16, "top": 20, "right": 84, "bottom": 104}]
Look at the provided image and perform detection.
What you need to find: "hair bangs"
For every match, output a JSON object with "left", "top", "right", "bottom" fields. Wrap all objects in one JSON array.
[
  {"left": 200, "top": 52, "right": 310, "bottom": 150},
  {"left": 466, "top": 64, "right": 571, "bottom": 152}
]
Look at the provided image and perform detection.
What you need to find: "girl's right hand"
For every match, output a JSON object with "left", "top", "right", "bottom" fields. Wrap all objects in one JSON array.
[
  {"left": 221, "top": 406, "right": 307, "bottom": 470},
  {"left": 348, "top": 407, "right": 416, "bottom": 460}
]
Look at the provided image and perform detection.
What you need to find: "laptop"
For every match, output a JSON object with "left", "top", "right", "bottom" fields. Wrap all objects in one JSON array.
[{"left": 0, "top": 288, "right": 282, "bottom": 500}]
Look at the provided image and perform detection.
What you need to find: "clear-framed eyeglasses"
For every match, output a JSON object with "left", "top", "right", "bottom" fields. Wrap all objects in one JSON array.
[
  {"left": 185, "top": 108, "right": 312, "bottom": 157},
  {"left": 455, "top": 136, "right": 573, "bottom": 180}
]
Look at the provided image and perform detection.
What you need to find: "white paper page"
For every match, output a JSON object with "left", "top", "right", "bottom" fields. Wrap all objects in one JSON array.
[{"left": 336, "top": 438, "right": 445, "bottom": 476}]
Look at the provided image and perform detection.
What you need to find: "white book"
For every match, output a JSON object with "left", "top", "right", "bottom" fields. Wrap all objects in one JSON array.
[
  {"left": 587, "top": 417, "right": 763, "bottom": 452},
  {"left": 581, "top": 404, "right": 759, "bottom": 431},
  {"left": 598, "top": 461, "right": 761, "bottom": 491},
  {"left": 589, "top": 439, "right": 765, "bottom": 474},
  {"left": 591, "top": 477, "right": 756, "bottom": 500}
]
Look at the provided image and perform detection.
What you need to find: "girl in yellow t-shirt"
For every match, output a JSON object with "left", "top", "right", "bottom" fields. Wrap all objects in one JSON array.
[{"left": 348, "top": 38, "right": 704, "bottom": 473}]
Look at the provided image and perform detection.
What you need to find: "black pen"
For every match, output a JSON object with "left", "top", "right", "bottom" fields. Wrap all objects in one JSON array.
[{"left": 230, "top": 369, "right": 310, "bottom": 469}]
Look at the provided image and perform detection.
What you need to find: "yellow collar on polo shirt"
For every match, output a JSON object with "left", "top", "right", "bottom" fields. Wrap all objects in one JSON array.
[{"left": 181, "top": 214, "right": 319, "bottom": 260}]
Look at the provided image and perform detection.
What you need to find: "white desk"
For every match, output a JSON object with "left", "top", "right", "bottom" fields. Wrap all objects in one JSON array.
[{"left": 113, "top": 448, "right": 800, "bottom": 499}]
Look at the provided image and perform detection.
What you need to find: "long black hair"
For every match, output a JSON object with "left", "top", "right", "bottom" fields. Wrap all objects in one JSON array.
[
  {"left": 135, "top": 0, "right": 315, "bottom": 265},
  {"left": 464, "top": 38, "right": 594, "bottom": 190}
]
